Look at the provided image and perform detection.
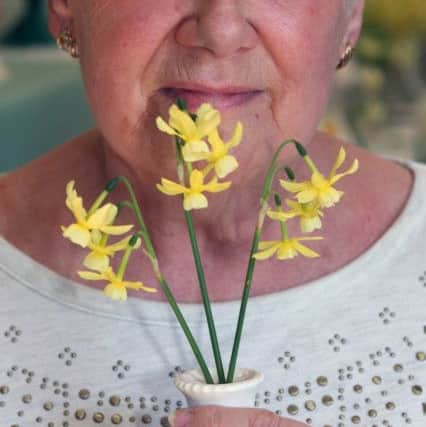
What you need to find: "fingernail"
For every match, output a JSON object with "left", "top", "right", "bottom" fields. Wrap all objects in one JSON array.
[{"left": 168, "top": 410, "right": 191, "bottom": 427}]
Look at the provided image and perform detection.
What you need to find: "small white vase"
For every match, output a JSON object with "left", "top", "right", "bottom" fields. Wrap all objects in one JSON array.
[{"left": 174, "top": 367, "right": 264, "bottom": 408}]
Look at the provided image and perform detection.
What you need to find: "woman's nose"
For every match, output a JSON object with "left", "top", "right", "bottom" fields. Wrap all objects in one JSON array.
[{"left": 175, "top": 1, "right": 258, "bottom": 58}]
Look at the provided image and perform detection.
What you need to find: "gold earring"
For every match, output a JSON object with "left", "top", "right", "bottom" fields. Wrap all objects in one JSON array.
[
  {"left": 336, "top": 44, "right": 353, "bottom": 70},
  {"left": 56, "top": 28, "right": 79, "bottom": 58}
]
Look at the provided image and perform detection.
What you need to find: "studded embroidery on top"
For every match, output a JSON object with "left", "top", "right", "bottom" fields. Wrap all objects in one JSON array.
[
  {"left": 0, "top": 366, "right": 181, "bottom": 425},
  {"left": 1, "top": 251, "right": 426, "bottom": 426},
  {"left": 254, "top": 343, "right": 426, "bottom": 426},
  {"left": 1, "top": 325, "right": 425, "bottom": 426}
]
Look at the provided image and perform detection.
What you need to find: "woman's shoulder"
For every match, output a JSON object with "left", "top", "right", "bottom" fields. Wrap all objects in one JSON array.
[{"left": 0, "top": 129, "right": 105, "bottom": 244}]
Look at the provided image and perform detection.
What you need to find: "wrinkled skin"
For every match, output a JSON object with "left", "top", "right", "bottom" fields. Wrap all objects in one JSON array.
[{"left": 48, "top": 0, "right": 364, "bottom": 185}]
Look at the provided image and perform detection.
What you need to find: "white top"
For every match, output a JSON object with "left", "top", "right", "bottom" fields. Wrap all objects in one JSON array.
[{"left": 1, "top": 160, "right": 426, "bottom": 427}]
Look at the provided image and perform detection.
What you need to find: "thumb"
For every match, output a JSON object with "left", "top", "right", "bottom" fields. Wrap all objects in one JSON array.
[{"left": 168, "top": 406, "right": 307, "bottom": 427}]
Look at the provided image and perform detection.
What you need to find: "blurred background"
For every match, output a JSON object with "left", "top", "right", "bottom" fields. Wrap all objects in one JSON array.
[{"left": 0, "top": 0, "right": 425, "bottom": 172}]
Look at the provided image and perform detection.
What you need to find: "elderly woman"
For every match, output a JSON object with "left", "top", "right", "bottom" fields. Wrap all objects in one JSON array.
[{"left": 1, "top": 1, "right": 425, "bottom": 426}]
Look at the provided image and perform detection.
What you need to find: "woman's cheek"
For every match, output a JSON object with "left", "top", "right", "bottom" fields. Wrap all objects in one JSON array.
[{"left": 76, "top": 4, "right": 178, "bottom": 141}]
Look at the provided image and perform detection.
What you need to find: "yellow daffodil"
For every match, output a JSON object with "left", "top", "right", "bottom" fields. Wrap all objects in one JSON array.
[
  {"left": 201, "top": 123, "right": 243, "bottom": 178},
  {"left": 83, "top": 232, "right": 141, "bottom": 272},
  {"left": 157, "top": 169, "right": 231, "bottom": 211},
  {"left": 280, "top": 147, "right": 358, "bottom": 208},
  {"left": 62, "top": 181, "right": 133, "bottom": 248},
  {"left": 268, "top": 200, "right": 324, "bottom": 233},
  {"left": 156, "top": 103, "right": 221, "bottom": 162},
  {"left": 78, "top": 267, "right": 157, "bottom": 301},
  {"left": 253, "top": 236, "right": 323, "bottom": 261}
]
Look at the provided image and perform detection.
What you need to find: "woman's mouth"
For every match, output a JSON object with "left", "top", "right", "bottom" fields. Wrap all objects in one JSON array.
[{"left": 159, "top": 86, "right": 263, "bottom": 111}]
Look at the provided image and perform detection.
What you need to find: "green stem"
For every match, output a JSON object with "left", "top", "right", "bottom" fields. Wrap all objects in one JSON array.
[
  {"left": 158, "top": 273, "right": 214, "bottom": 385},
  {"left": 185, "top": 210, "right": 226, "bottom": 384},
  {"left": 117, "top": 244, "right": 133, "bottom": 280},
  {"left": 175, "top": 140, "right": 225, "bottom": 383},
  {"left": 227, "top": 139, "right": 300, "bottom": 383},
  {"left": 225, "top": 202, "right": 267, "bottom": 384},
  {"left": 116, "top": 176, "right": 214, "bottom": 384},
  {"left": 87, "top": 190, "right": 109, "bottom": 216},
  {"left": 280, "top": 220, "right": 288, "bottom": 241},
  {"left": 276, "top": 204, "right": 288, "bottom": 241}
]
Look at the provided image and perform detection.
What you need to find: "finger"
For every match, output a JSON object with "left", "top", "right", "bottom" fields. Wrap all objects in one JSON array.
[{"left": 169, "top": 406, "right": 308, "bottom": 427}]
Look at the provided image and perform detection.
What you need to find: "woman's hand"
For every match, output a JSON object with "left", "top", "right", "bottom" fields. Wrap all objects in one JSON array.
[{"left": 169, "top": 406, "right": 308, "bottom": 427}]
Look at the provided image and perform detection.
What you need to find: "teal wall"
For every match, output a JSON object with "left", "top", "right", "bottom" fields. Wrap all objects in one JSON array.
[{"left": 0, "top": 54, "right": 94, "bottom": 172}]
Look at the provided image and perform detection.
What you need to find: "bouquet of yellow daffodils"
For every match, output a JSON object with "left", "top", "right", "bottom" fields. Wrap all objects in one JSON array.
[{"left": 62, "top": 98, "right": 358, "bottom": 384}]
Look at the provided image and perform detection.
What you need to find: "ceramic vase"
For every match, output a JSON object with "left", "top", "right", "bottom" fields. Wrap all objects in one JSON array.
[{"left": 174, "top": 367, "right": 264, "bottom": 408}]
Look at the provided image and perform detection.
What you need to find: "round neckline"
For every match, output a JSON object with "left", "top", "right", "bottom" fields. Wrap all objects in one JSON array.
[{"left": 1, "top": 160, "right": 425, "bottom": 326}]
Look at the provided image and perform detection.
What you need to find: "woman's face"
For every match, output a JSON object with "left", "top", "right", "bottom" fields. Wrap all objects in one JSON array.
[{"left": 51, "top": 0, "right": 363, "bottom": 177}]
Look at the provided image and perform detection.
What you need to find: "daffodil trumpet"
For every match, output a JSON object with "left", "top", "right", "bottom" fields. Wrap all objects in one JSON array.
[
  {"left": 61, "top": 180, "right": 133, "bottom": 248},
  {"left": 280, "top": 146, "right": 359, "bottom": 209}
]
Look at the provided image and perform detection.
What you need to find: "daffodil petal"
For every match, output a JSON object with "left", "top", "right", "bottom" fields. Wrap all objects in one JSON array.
[
  {"left": 330, "top": 159, "right": 359, "bottom": 184},
  {"left": 258, "top": 241, "right": 280, "bottom": 250},
  {"left": 78, "top": 270, "right": 106, "bottom": 281},
  {"left": 125, "top": 280, "right": 158, "bottom": 294},
  {"left": 63, "top": 224, "right": 91, "bottom": 247},
  {"left": 183, "top": 193, "right": 208, "bottom": 210},
  {"left": 267, "top": 210, "right": 296, "bottom": 221},
  {"left": 195, "top": 107, "right": 221, "bottom": 137},
  {"left": 189, "top": 169, "right": 205, "bottom": 189},
  {"left": 329, "top": 146, "right": 346, "bottom": 178},
  {"left": 318, "top": 188, "right": 343, "bottom": 208},
  {"left": 196, "top": 103, "right": 215, "bottom": 117},
  {"left": 293, "top": 241, "right": 320, "bottom": 258},
  {"left": 300, "top": 216, "right": 322, "bottom": 233},
  {"left": 204, "top": 179, "right": 231, "bottom": 193},
  {"left": 297, "top": 236, "right": 324, "bottom": 241},
  {"left": 296, "top": 189, "right": 317, "bottom": 204},
  {"left": 253, "top": 243, "right": 280, "bottom": 260},
  {"left": 207, "top": 128, "right": 225, "bottom": 153},
  {"left": 169, "top": 105, "right": 197, "bottom": 140},
  {"left": 83, "top": 251, "right": 110, "bottom": 272},
  {"left": 66, "top": 180, "right": 75, "bottom": 197},
  {"left": 140, "top": 284, "right": 158, "bottom": 293},
  {"left": 311, "top": 172, "right": 327, "bottom": 189},
  {"left": 87, "top": 204, "right": 117, "bottom": 228},
  {"left": 100, "top": 224, "right": 134, "bottom": 235},
  {"left": 122, "top": 280, "right": 143, "bottom": 290},
  {"left": 157, "top": 179, "right": 187, "bottom": 196},
  {"left": 279, "top": 180, "right": 309, "bottom": 193},
  {"left": 226, "top": 121, "right": 243, "bottom": 149},
  {"left": 90, "top": 229, "right": 103, "bottom": 245},
  {"left": 104, "top": 283, "right": 128, "bottom": 301},
  {"left": 182, "top": 141, "right": 210, "bottom": 162},
  {"left": 285, "top": 199, "right": 301, "bottom": 209},
  {"left": 66, "top": 191, "right": 87, "bottom": 224},
  {"left": 105, "top": 236, "right": 132, "bottom": 252},
  {"left": 215, "top": 155, "right": 238, "bottom": 178},
  {"left": 276, "top": 243, "right": 298, "bottom": 260},
  {"left": 156, "top": 116, "right": 178, "bottom": 136}
]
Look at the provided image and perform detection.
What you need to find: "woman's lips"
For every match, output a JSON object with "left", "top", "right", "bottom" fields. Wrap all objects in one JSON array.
[{"left": 160, "top": 87, "right": 262, "bottom": 111}]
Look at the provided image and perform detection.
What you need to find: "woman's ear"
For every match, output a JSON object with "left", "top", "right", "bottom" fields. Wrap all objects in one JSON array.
[
  {"left": 48, "top": 0, "right": 73, "bottom": 37},
  {"left": 343, "top": 0, "right": 365, "bottom": 49}
]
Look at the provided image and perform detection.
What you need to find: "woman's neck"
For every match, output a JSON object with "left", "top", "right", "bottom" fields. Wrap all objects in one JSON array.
[{"left": 0, "top": 130, "right": 414, "bottom": 303}]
